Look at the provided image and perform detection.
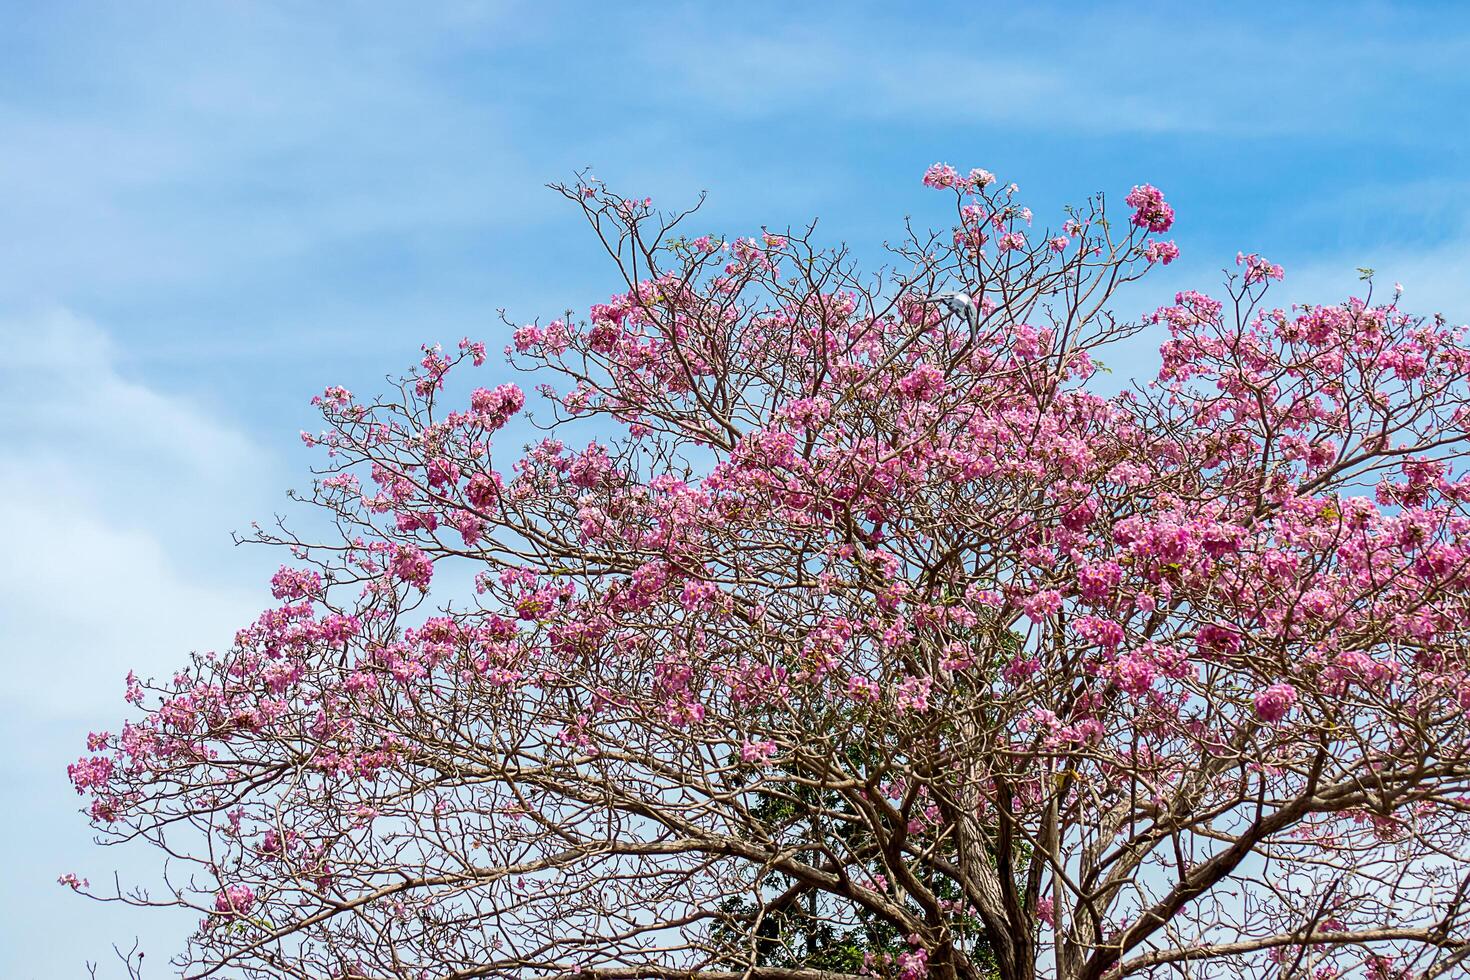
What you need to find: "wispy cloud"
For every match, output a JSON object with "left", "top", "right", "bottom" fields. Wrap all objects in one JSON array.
[
  {"left": 0, "top": 309, "right": 285, "bottom": 975},
  {"left": 632, "top": 4, "right": 1470, "bottom": 137},
  {"left": 0, "top": 309, "right": 273, "bottom": 714},
  {"left": 0, "top": 4, "right": 550, "bottom": 312}
]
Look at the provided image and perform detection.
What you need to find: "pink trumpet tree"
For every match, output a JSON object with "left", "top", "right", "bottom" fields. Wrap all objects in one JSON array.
[{"left": 68, "top": 167, "right": 1470, "bottom": 980}]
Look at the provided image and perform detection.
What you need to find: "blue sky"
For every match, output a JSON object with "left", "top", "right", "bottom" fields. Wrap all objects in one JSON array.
[{"left": 4, "top": 1, "right": 1470, "bottom": 974}]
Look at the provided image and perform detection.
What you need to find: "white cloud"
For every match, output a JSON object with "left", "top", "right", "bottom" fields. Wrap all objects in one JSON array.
[
  {"left": 636, "top": 6, "right": 1470, "bottom": 137},
  {"left": 0, "top": 4, "right": 540, "bottom": 309},
  {"left": 0, "top": 308, "right": 273, "bottom": 717},
  {"left": 0, "top": 309, "right": 284, "bottom": 976},
  {"left": 0, "top": 467, "right": 261, "bottom": 716}
]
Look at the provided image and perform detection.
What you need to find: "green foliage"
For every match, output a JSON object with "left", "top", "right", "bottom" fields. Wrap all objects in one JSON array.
[{"left": 709, "top": 628, "right": 1023, "bottom": 979}]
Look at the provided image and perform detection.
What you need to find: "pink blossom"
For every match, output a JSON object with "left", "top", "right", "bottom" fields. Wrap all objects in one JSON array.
[
  {"left": 1022, "top": 589, "right": 1063, "bottom": 623},
  {"left": 67, "top": 756, "right": 113, "bottom": 794},
  {"left": 1143, "top": 239, "right": 1179, "bottom": 265},
  {"left": 1254, "top": 682, "right": 1298, "bottom": 723},
  {"left": 459, "top": 337, "right": 488, "bottom": 366},
  {"left": 922, "top": 163, "right": 962, "bottom": 189},
  {"left": 968, "top": 168, "right": 997, "bottom": 189},
  {"left": 1125, "top": 183, "right": 1174, "bottom": 232},
  {"left": 469, "top": 383, "right": 526, "bottom": 429},
  {"left": 426, "top": 458, "right": 461, "bottom": 489},
  {"left": 270, "top": 566, "right": 322, "bottom": 600},
  {"left": 389, "top": 545, "right": 434, "bottom": 591},
  {"left": 898, "top": 363, "right": 946, "bottom": 401},
  {"left": 896, "top": 675, "right": 933, "bottom": 714},
  {"left": 739, "top": 740, "right": 777, "bottom": 764},
  {"left": 997, "top": 231, "right": 1027, "bottom": 252},
  {"left": 1237, "top": 251, "right": 1284, "bottom": 284},
  {"left": 214, "top": 883, "right": 256, "bottom": 916},
  {"left": 897, "top": 948, "right": 928, "bottom": 980}
]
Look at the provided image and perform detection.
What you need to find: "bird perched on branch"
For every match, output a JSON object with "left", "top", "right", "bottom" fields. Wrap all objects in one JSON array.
[{"left": 915, "top": 290, "right": 980, "bottom": 329}]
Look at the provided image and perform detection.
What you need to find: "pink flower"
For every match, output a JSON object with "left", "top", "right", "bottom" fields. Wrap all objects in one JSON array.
[
  {"left": 270, "top": 565, "right": 322, "bottom": 600},
  {"left": 968, "top": 168, "right": 996, "bottom": 189},
  {"left": 997, "top": 231, "right": 1027, "bottom": 252},
  {"left": 922, "top": 163, "right": 962, "bottom": 189},
  {"left": 310, "top": 385, "right": 353, "bottom": 410},
  {"left": 513, "top": 324, "right": 545, "bottom": 352},
  {"left": 426, "top": 458, "right": 461, "bottom": 488},
  {"left": 897, "top": 940, "right": 929, "bottom": 980},
  {"left": 898, "top": 363, "right": 946, "bottom": 402},
  {"left": 1124, "top": 183, "right": 1174, "bottom": 232},
  {"left": 1113, "top": 655, "right": 1158, "bottom": 696},
  {"left": 458, "top": 337, "right": 487, "bottom": 366},
  {"left": 1236, "top": 251, "right": 1284, "bottom": 285},
  {"left": 739, "top": 740, "right": 777, "bottom": 764},
  {"left": 1003, "top": 655, "right": 1041, "bottom": 683},
  {"left": 896, "top": 675, "right": 933, "bottom": 714},
  {"left": 1365, "top": 955, "right": 1399, "bottom": 980},
  {"left": 68, "top": 755, "right": 113, "bottom": 794},
  {"left": 847, "top": 676, "right": 880, "bottom": 703},
  {"left": 390, "top": 545, "right": 434, "bottom": 591},
  {"left": 214, "top": 883, "right": 256, "bottom": 916},
  {"left": 1254, "top": 682, "right": 1298, "bottom": 723},
  {"left": 1022, "top": 589, "right": 1063, "bottom": 623},
  {"left": 469, "top": 383, "right": 526, "bottom": 430},
  {"left": 1144, "top": 240, "right": 1179, "bottom": 265},
  {"left": 466, "top": 472, "right": 502, "bottom": 509}
]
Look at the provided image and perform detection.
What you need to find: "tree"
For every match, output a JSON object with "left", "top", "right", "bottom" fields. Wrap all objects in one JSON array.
[{"left": 67, "top": 164, "right": 1470, "bottom": 980}]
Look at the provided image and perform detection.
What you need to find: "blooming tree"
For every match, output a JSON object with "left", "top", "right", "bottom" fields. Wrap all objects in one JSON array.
[{"left": 68, "top": 166, "right": 1470, "bottom": 980}]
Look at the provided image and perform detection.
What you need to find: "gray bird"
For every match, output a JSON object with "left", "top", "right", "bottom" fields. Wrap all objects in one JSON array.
[{"left": 915, "top": 291, "right": 980, "bottom": 327}]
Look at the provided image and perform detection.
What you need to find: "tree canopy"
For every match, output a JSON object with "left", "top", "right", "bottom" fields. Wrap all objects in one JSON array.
[{"left": 68, "top": 166, "right": 1470, "bottom": 980}]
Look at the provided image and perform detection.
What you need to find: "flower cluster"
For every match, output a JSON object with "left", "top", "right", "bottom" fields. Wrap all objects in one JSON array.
[{"left": 1125, "top": 183, "right": 1175, "bottom": 232}]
